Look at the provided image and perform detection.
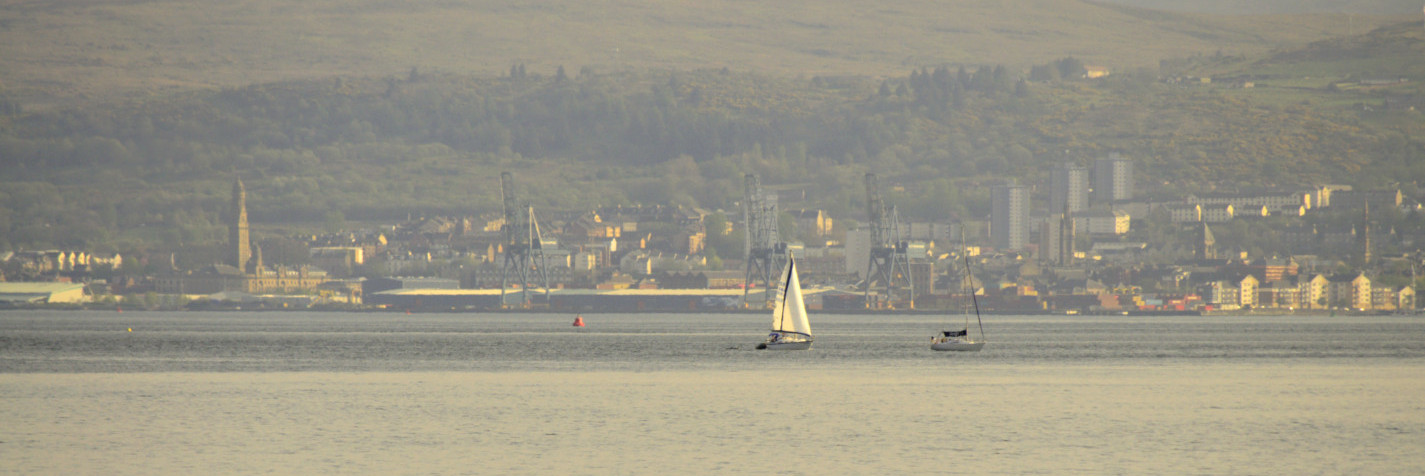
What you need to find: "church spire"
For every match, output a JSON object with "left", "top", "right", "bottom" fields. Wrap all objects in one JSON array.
[
  {"left": 229, "top": 177, "right": 251, "bottom": 271},
  {"left": 1363, "top": 200, "right": 1372, "bottom": 266}
]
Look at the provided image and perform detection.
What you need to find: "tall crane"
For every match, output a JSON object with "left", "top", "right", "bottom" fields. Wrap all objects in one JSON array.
[
  {"left": 863, "top": 173, "right": 913, "bottom": 309},
  {"left": 499, "top": 172, "right": 550, "bottom": 308},
  {"left": 743, "top": 174, "right": 787, "bottom": 308}
]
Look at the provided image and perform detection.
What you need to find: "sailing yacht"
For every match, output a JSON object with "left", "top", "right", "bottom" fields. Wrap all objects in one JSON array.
[
  {"left": 757, "top": 256, "right": 813, "bottom": 350},
  {"left": 933, "top": 253, "right": 985, "bottom": 352}
]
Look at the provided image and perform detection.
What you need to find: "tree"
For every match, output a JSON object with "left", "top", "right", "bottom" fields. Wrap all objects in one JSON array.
[
  {"left": 1055, "top": 57, "right": 1085, "bottom": 79},
  {"left": 703, "top": 212, "right": 741, "bottom": 261},
  {"left": 1028, "top": 64, "right": 1059, "bottom": 82},
  {"left": 324, "top": 211, "right": 347, "bottom": 234}
]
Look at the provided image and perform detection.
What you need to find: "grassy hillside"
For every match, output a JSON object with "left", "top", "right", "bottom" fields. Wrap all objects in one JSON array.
[
  {"left": 0, "top": 0, "right": 1394, "bottom": 109},
  {"left": 1095, "top": 0, "right": 1421, "bottom": 15},
  {"left": 1255, "top": 21, "right": 1425, "bottom": 79}
]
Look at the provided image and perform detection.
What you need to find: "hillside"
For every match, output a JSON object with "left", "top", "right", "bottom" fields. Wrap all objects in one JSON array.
[
  {"left": 1, "top": 6, "right": 1423, "bottom": 258},
  {"left": 1095, "top": 0, "right": 1422, "bottom": 15},
  {"left": 0, "top": 0, "right": 1395, "bottom": 110},
  {"left": 1256, "top": 21, "right": 1425, "bottom": 79},
  {"left": 3, "top": 60, "right": 1421, "bottom": 254}
]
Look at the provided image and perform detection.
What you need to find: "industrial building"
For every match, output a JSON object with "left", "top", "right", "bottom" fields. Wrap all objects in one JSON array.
[{"left": 0, "top": 282, "right": 87, "bottom": 304}]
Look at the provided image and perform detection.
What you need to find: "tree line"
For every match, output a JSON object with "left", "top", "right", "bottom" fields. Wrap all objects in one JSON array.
[{"left": 0, "top": 63, "right": 1421, "bottom": 255}]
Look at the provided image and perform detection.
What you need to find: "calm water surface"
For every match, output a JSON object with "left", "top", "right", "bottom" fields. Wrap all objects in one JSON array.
[{"left": 2, "top": 311, "right": 1423, "bottom": 474}]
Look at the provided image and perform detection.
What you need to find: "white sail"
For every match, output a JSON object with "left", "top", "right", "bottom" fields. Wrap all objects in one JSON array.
[{"left": 772, "top": 257, "right": 811, "bottom": 336}]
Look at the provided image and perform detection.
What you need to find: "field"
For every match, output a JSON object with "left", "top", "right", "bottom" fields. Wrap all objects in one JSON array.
[{"left": 0, "top": 0, "right": 1397, "bottom": 109}]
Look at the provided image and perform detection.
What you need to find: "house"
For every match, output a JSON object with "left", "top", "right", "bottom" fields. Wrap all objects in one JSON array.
[
  {"left": 1202, "top": 204, "right": 1235, "bottom": 223},
  {"left": 1394, "top": 286, "right": 1416, "bottom": 311},
  {"left": 790, "top": 209, "right": 834, "bottom": 237},
  {"left": 1328, "top": 190, "right": 1403, "bottom": 211},
  {"left": 1236, "top": 205, "right": 1270, "bottom": 219},
  {"left": 1236, "top": 274, "right": 1259, "bottom": 308},
  {"left": 1327, "top": 273, "right": 1372, "bottom": 310},
  {"left": 1257, "top": 279, "right": 1301, "bottom": 309},
  {"left": 1241, "top": 257, "right": 1298, "bottom": 283},
  {"left": 1361, "top": 78, "right": 1408, "bottom": 86},
  {"left": 1297, "top": 274, "right": 1330, "bottom": 309},
  {"left": 1169, "top": 204, "right": 1202, "bottom": 223},
  {"left": 1384, "top": 95, "right": 1423, "bottom": 111},
  {"left": 564, "top": 212, "right": 621, "bottom": 241},
  {"left": 674, "top": 224, "right": 706, "bottom": 255},
  {"left": 1373, "top": 285, "right": 1416, "bottom": 311},
  {"left": 309, "top": 247, "right": 364, "bottom": 275},
  {"left": 1187, "top": 191, "right": 1312, "bottom": 211}
]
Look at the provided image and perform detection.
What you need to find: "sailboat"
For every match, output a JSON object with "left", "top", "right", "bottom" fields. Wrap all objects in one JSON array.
[
  {"left": 757, "top": 256, "right": 813, "bottom": 350},
  {"left": 932, "top": 253, "right": 986, "bottom": 352}
]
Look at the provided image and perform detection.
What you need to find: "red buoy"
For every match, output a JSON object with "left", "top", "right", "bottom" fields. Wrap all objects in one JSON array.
[{"left": 572, "top": 315, "right": 585, "bottom": 327}]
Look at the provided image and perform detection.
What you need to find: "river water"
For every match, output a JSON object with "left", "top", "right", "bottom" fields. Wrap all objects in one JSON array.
[{"left": 2, "top": 311, "right": 1423, "bottom": 474}]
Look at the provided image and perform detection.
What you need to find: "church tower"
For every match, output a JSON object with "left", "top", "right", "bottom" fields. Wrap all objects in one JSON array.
[
  {"left": 1195, "top": 222, "right": 1217, "bottom": 260},
  {"left": 230, "top": 178, "right": 252, "bottom": 271}
]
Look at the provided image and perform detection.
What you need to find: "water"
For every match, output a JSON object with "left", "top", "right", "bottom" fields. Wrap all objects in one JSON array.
[{"left": 3, "top": 311, "right": 1424, "bottom": 474}]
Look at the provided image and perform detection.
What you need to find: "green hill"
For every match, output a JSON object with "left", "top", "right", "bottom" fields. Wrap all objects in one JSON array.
[
  {"left": 1256, "top": 21, "right": 1425, "bottom": 79},
  {"left": 2, "top": 60, "right": 1421, "bottom": 254},
  {"left": 1096, "top": 0, "right": 1421, "bottom": 15},
  {"left": 1, "top": 2, "right": 1422, "bottom": 258},
  {"left": 0, "top": 0, "right": 1394, "bottom": 109}
]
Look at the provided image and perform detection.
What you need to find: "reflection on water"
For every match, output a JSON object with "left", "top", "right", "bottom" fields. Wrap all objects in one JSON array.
[{"left": 3, "top": 311, "right": 1424, "bottom": 474}]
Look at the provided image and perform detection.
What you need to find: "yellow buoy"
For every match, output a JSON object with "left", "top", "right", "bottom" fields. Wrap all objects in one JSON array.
[{"left": 127, "top": 328, "right": 132, "bottom": 332}]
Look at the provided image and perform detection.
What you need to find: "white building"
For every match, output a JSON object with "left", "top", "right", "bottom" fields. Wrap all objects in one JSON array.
[
  {"left": 1094, "top": 153, "right": 1133, "bottom": 203},
  {"left": 1050, "top": 162, "right": 1090, "bottom": 215}
]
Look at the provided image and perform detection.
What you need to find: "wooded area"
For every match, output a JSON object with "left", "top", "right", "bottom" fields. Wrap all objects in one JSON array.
[{"left": 1, "top": 48, "right": 1423, "bottom": 255}]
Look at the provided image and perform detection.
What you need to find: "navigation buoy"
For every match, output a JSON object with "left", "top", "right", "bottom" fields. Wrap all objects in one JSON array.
[
  {"left": 127, "top": 328, "right": 132, "bottom": 332},
  {"left": 572, "top": 316, "right": 585, "bottom": 327},
  {"left": 405, "top": 309, "right": 412, "bottom": 315},
  {"left": 116, "top": 306, "right": 122, "bottom": 313}
]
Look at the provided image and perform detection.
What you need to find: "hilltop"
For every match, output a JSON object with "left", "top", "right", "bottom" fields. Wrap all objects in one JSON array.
[
  {"left": 1096, "top": 0, "right": 1422, "bottom": 15},
  {"left": 0, "top": 0, "right": 1395, "bottom": 109},
  {"left": 1256, "top": 21, "right": 1425, "bottom": 80}
]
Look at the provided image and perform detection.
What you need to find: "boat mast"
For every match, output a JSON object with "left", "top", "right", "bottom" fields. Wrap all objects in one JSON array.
[
  {"left": 964, "top": 244, "right": 985, "bottom": 342},
  {"left": 775, "top": 257, "right": 795, "bottom": 332}
]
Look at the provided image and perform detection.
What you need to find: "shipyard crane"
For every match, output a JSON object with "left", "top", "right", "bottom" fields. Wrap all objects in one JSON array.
[
  {"left": 499, "top": 172, "right": 551, "bottom": 308},
  {"left": 863, "top": 173, "right": 913, "bottom": 309},
  {"left": 743, "top": 174, "right": 788, "bottom": 308}
]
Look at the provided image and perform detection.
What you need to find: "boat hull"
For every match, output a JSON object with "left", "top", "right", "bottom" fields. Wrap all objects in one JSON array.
[
  {"left": 757, "top": 340, "right": 812, "bottom": 350},
  {"left": 931, "top": 340, "right": 984, "bottom": 352}
]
